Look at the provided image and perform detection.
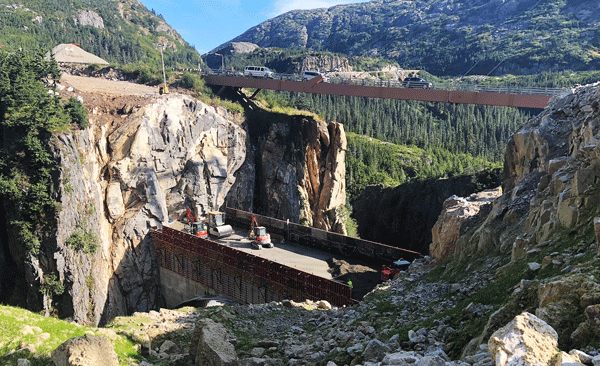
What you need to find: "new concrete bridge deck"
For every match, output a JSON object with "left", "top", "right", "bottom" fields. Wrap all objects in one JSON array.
[{"left": 170, "top": 221, "right": 335, "bottom": 279}]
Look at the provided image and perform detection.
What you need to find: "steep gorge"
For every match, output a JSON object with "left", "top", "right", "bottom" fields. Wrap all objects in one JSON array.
[{"left": 4, "top": 87, "right": 347, "bottom": 325}]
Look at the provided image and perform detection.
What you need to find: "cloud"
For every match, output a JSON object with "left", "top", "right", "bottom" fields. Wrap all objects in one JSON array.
[{"left": 270, "top": 0, "right": 367, "bottom": 16}]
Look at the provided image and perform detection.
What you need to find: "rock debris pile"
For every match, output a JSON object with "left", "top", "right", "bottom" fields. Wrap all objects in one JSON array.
[{"left": 54, "top": 255, "right": 595, "bottom": 366}]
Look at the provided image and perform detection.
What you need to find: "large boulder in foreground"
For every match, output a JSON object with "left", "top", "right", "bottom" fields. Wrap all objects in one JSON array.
[
  {"left": 51, "top": 335, "right": 118, "bottom": 366},
  {"left": 488, "top": 312, "right": 558, "bottom": 366},
  {"left": 191, "top": 318, "right": 239, "bottom": 366}
]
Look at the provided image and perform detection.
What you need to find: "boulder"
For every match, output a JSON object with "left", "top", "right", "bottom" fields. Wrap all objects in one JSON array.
[
  {"left": 362, "top": 339, "right": 391, "bottom": 362},
  {"left": 430, "top": 188, "right": 501, "bottom": 260},
  {"left": 51, "top": 335, "right": 118, "bottom": 366},
  {"left": 488, "top": 312, "right": 558, "bottom": 366},
  {"left": 553, "top": 351, "right": 586, "bottom": 366},
  {"left": 190, "top": 318, "right": 238, "bottom": 366},
  {"left": 106, "top": 182, "right": 125, "bottom": 221}
]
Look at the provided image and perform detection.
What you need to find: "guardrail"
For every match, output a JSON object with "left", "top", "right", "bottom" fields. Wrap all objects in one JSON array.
[
  {"left": 225, "top": 207, "right": 422, "bottom": 263},
  {"left": 202, "top": 69, "right": 567, "bottom": 97},
  {"left": 152, "top": 226, "right": 357, "bottom": 307}
]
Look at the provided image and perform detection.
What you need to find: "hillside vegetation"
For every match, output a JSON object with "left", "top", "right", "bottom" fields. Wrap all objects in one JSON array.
[
  {"left": 225, "top": 0, "right": 600, "bottom": 76},
  {"left": 0, "top": 0, "right": 201, "bottom": 67}
]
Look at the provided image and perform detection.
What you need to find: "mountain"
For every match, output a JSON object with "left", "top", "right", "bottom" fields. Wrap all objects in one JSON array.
[
  {"left": 224, "top": 0, "right": 600, "bottom": 76},
  {"left": 0, "top": 0, "right": 201, "bottom": 67}
]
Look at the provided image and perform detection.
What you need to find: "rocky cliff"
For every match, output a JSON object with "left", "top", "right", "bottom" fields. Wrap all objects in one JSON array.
[
  {"left": 253, "top": 116, "right": 347, "bottom": 232},
  {"left": 351, "top": 170, "right": 501, "bottom": 253},
  {"left": 432, "top": 82, "right": 600, "bottom": 351},
  {"left": 5, "top": 83, "right": 347, "bottom": 325}
]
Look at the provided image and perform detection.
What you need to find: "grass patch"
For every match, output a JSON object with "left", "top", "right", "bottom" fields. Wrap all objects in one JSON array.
[{"left": 0, "top": 305, "right": 139, "bottom": 365}]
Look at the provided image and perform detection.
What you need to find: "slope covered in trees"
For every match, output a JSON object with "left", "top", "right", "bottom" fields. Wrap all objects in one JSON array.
[
  {"left": 225, "top": 0, "right": 600, "bottom": 76},
  {"left": 0, "top": 0, "right": 201, "bottom": 67}
]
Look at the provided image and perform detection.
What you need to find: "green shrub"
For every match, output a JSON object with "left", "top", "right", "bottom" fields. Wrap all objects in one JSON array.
[
  {"left": 180, "top": 72, "right": 204, "bottom": 91},
  {"left": 66, "top": 228, "right": 98, "bottom": 254},
  {"left": 40, "top": 273, "right": 64, "bottom": 297},
  {"left": 64, "top": 97, "right": 88, "bottom": 129}
]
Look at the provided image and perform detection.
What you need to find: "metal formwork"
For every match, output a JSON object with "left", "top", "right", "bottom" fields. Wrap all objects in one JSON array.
[{"left": 152, "top": 226, "right": 356, "bottom": 307}]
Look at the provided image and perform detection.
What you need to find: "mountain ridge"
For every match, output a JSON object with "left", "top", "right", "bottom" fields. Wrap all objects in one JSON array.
[
  {"left": 223, "top": 0, "right": 600, "bottom": 76},
  {"left": 0, "top": 0, "right": 201, "bottom": 67}
]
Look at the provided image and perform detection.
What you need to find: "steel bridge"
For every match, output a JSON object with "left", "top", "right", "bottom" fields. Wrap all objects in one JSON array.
[
  {"left": 204, "top": 71, "right": 566, "bottom": 109},
  {"left": 152, "top": 208, "right": 421, "bottom": 308}
]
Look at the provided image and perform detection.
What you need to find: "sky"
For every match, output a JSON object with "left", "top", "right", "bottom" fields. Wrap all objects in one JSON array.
[{"left": 140, "top": 0, "right": 370, "bottom": 55}]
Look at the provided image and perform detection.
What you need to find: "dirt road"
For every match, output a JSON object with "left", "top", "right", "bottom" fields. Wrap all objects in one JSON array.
[{"left": 60, "top": 74, "right": 159, "bottom": 96}]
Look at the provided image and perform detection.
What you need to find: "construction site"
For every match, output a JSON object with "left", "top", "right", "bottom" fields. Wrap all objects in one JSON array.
[{"left": 152, "top": 208, "right": 421, "bottom": 308}]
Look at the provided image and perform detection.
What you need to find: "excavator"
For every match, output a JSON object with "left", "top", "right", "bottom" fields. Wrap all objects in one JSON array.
[
  {"left": 249, "top": 215, "right": 273, "bottom": 249},
  {"left": 207, "top": 211, "right": 234, "bottom": 238},
  {"left": 186, "top": 206, "right": 208, "bottom": 238}
]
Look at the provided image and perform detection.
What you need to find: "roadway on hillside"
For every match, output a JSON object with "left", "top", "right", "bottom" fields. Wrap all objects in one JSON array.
[{"left": 60, "top": 74, "right": 158, "bottom": 96}]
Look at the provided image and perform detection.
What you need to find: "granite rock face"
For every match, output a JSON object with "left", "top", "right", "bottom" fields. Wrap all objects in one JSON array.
[
  {"left": 352, "top": 171, "right": 501, "bottom": 252},
  {"left": 7, "top": 91, "right": 348, "bottom": 325},
  {"left": 256, "top": 116, "right": 347, "bottom": 233},
  {"left": 431, "top": 189, "right": 501, "bottom": 260}
]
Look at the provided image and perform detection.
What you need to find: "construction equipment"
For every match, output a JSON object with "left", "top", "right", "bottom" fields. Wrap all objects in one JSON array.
[
  {"left": 249, "top": 215, "right": 273, "bottom": 249},
  {"left": 186, "top": 207, "right": 208, "bottom": 238},
  {"left": 159, "top": 83, "right": 169, "bottom": 95},
  {"left": 207, "top": 211, "right": 234, "bottom": 238}
]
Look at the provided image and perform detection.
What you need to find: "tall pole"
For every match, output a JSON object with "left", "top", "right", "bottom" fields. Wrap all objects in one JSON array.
[
  {"left": 215, "top": 53, "right": 223, "bottom": 71},
  {"left": 160, "top": 47, "right": 167, "bottom": 86}
]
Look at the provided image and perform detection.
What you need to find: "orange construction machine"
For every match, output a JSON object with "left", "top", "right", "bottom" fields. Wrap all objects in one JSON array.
[
  {"left": 186, "top": 206, "right": 208, "bottom": 239},
  {"left": 249, "top": 215, "right": 273, "bottom": 249}
]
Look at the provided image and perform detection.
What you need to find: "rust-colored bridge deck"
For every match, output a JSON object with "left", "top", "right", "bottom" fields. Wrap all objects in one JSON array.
[{"left": 204, "top": 74, "right": 563, "bottom": 109}]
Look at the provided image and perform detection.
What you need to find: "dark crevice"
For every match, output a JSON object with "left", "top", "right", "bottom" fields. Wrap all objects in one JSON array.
[{"left": 0, "top": 197, "right": 17, "bottom": 304}]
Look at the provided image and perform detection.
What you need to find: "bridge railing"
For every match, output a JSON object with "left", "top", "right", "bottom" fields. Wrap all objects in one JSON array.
[
  {"left": 203, "top": 69, "right": 568, "bottom": 97},
  {"left": 152, "top": 226, "right": 357, "bottom": 307}
]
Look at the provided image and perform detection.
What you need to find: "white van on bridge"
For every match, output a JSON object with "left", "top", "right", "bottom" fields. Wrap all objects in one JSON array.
[{"left": 244, "top": 66, "right": 274, "bottom": 78}]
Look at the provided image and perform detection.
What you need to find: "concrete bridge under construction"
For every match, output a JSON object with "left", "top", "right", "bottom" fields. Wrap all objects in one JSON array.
[
  {"left": 152, "top": 208, "right": 421, "bottom": 308},
  {"left": 204, "top": 72, "right": 566, "bottom": 109}
]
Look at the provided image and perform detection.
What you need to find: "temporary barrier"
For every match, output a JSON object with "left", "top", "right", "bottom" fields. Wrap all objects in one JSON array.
[
  {"left": 152, "top": 226, "right": 356, "bottom": 307},
  {"left": 225, "top": 207, "right": 422, "bottom": 262}
]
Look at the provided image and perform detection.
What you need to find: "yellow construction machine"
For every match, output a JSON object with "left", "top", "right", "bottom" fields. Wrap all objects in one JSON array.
[{"left": 207, "top": 211, "right": 234, "bottom": 238}]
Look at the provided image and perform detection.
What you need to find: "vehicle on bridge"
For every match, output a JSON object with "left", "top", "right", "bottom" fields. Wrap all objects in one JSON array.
[
  {"left": 244, "top": 66, "right": 274, "bottom": 78},
  {"left": 402, "top": 77, "right": 434, "bottom": 89},
  {"left": 207, "top": 211, "right": 234, "bottom": 238},
  {"left": 249, "top": 215, "right": 273, "bottom": 249},
  {"left": 302, "top": 70, "right": 328, "bottom": 82}
]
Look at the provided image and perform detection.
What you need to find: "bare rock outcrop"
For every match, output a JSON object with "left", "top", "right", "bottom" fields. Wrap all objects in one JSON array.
[
  {"left": 257, "top": 117, "right": 347, "bottom": 233},
  {"left": 451, "top": 82, "right": 600, "bottom": 350},
  {"left": 299, "top": 55, "right": 352, "bottom": 73},
  {"left": 74, "top": 10, "right": 104, "bottom": 29},
  {"left": 455, "top": 83, "right": 600, "bottom": 262},
  {"left": 430, "top": 188, "right": 501, "bottom": 260},
  {"left": 47, "top": 95, "right": 250, "bottom": 324},
  {"left": 488, "top": 312, "right": 558, "bottom": 366},
  {"left": 51, "top": 335, "right": 118, "bottom": 366}
]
